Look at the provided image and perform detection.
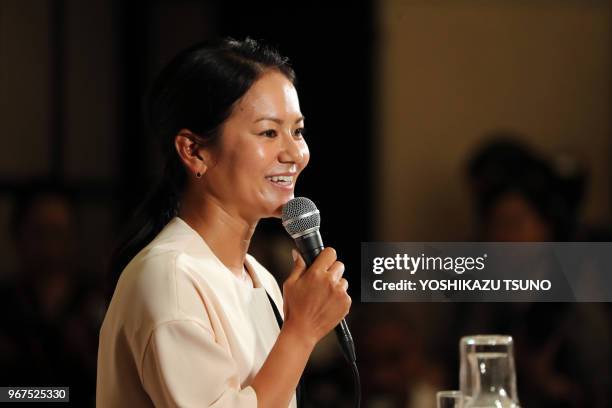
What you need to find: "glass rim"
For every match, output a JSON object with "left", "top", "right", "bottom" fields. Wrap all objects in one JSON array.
[
  {"left": 436, "top": 390, "right": 463, "bottom": 398},
  {"left": 460, "top": 334, "right": 513, "bottom": 346}
]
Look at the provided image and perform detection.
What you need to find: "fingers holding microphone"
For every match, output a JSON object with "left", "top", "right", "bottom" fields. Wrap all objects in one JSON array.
[
  {"left": 304, "top": 247, "right": 349, "bottom": 303},
  {"left": 283, "top": 247, "right": 352, "bottom": 345},
  {"left": 328, "top": 259, "right": 345, "bottom": 284},
  {"left": 326, "top": 258, "right": 351, "bottom": 315}
]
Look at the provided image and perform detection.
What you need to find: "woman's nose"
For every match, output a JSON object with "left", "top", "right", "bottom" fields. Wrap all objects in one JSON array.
[{"left": 278, "top": 132, "right": 305, "bottom": 164}]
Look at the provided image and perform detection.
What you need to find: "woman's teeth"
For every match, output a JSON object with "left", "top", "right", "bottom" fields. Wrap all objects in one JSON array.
[{"left": 266, "top": 175, "right": 293, "bottom": 185}]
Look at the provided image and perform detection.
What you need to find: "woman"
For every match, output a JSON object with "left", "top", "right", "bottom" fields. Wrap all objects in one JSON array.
[{"left": 97, "top": 38, "right": 351, "bottom": 407}]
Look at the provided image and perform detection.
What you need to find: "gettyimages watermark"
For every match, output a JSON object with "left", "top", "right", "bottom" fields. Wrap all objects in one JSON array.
[{"left": 361, "top": 242, "right": 612, "bottom": 302}]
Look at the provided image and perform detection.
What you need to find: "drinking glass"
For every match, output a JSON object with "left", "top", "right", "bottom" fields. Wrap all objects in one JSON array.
[{"left": 459, "top": 335, "right": 520, "bottom": 408}]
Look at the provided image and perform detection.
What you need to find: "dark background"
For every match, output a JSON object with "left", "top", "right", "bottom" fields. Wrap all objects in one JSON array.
[{"left": 1, "top": 1, "right": 611, "bottom": 407}]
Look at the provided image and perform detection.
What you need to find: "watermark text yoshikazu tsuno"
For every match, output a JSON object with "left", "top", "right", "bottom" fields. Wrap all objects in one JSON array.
[{"left": 361, "top": 243, "right": 612, "bottom": 302}]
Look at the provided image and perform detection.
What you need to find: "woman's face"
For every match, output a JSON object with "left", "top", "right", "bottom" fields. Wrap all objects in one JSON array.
[{"left": 202, "top": 70, "right": 309, "bottom": 220}]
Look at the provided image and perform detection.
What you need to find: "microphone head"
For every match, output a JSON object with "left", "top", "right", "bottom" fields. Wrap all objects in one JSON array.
[{"left": 282, "top": 197, "right": 321, "bottom": 238}]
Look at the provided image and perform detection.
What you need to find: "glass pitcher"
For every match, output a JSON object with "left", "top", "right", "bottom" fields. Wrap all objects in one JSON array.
[{"left": 460, "top": 335, "right": 520, "bottom": 408}]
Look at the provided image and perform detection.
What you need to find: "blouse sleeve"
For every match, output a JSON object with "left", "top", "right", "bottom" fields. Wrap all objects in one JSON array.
[{"left": 141, "top": 319, "right": 258, "bottom": 408}]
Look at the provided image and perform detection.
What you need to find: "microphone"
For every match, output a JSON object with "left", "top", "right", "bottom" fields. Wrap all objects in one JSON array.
[{"left": 281, "top": 197, "right": 357, "bottom": 364}]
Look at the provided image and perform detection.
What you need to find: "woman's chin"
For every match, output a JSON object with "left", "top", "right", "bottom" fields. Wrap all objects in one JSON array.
[
  {"left": 258, "top": 194, "right": 294, "bottom": 219},
  {"left": 254, "top": 203, "right": 283, "bottom": 220},
  {"left": 275, "top": 194, "right": 295, "bottom": 213},
  {"left": 269, "top": 205, "right": 283, "bottom": 219}
]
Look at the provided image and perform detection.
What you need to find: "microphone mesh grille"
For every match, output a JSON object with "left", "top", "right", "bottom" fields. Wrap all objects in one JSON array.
[{"left": 282, "top": 197, "right": 321, "bottom": 235}]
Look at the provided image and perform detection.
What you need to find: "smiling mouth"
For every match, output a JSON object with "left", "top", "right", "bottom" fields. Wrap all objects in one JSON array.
[{"left": 265, "top": 175, "right": 294, "bottom": 187}]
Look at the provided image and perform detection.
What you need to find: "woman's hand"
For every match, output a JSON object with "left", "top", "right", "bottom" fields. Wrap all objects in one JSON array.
[
  {"left": 282, "top": 247, "right": 352, "bottom": 347},
  {"left": 251, "top": 247, "right": 350, "bottom": 407}
]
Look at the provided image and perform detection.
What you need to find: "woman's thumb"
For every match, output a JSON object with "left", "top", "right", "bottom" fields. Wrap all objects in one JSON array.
[{"left": 291, "top": 249, "right": 306, "bottom": 277}]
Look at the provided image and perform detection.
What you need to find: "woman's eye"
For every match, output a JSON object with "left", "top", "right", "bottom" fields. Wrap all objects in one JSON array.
[
  {"left": 294, "top": 127, "right": 306, "bottom": 138},
  {"left": 260, "top": 129, "right": 277, "bottom": 138}
]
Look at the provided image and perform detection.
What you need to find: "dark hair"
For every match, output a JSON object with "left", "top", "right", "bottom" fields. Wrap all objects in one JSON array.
[{"left": 108, "top": 38, "right": 295, "bottom": 300}]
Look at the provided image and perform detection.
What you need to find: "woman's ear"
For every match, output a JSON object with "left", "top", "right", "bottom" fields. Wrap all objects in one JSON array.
[{"left": 174, "top": 129, "right": 208, "bottom": 178}]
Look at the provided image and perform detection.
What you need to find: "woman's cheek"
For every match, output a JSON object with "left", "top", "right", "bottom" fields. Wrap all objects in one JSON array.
[
  {"left": 252, "top": 142, "right": 269, "bottom": 161},
  {"left": 299, "top": 142, "right": 310, "bottom": 169}
]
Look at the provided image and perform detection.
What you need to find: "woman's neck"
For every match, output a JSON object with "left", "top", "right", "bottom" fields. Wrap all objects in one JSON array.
[{"left": 178, "top": 188, "right": 257, "bottom": 278}]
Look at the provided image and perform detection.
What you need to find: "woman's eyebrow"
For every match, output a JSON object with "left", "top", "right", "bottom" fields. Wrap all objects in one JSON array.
[{"left": 254, "top": 116, "right": 305, "bottom": 124}]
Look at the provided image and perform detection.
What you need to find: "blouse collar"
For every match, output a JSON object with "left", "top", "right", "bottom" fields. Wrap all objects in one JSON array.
[{"left": 158, "top": 216, "right": 265, "bottom": 289}]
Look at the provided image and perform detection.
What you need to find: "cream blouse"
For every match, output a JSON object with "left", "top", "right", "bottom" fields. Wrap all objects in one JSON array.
[{"left": 96, "top": 217, "right": 297, "bottom": 408}]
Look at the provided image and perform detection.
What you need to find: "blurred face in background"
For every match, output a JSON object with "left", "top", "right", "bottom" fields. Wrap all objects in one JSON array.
[
  {"left": 14, "top": 194, "right": 76, "bottom": 276},
  {"left": 484, "top": 191, "right": 552, "bottom": 242},
  {"left": 200, "top": 70, "right": 309, "bottom": 221}
]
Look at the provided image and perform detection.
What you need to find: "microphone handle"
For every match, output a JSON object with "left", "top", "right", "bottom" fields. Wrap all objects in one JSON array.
[
  {"left": 295, "top": 231, "right": 324, "bottom": 265},
  {"left": 295, "top": 233, "right": 357, "bottom": 363}
]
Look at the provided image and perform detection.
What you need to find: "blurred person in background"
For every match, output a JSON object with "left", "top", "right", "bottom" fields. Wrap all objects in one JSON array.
[
  {"left": 354, "top": 305, "right": 446, "bottom": 408},
  {"left": 462, "top": 133, "right": 612, "bottom": 407},
  {"left": 0, "top": 181, "right": 104, "bottom": 406},
  {"left": 466, "top": 133, "right": 586, "bottom": 242}
]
